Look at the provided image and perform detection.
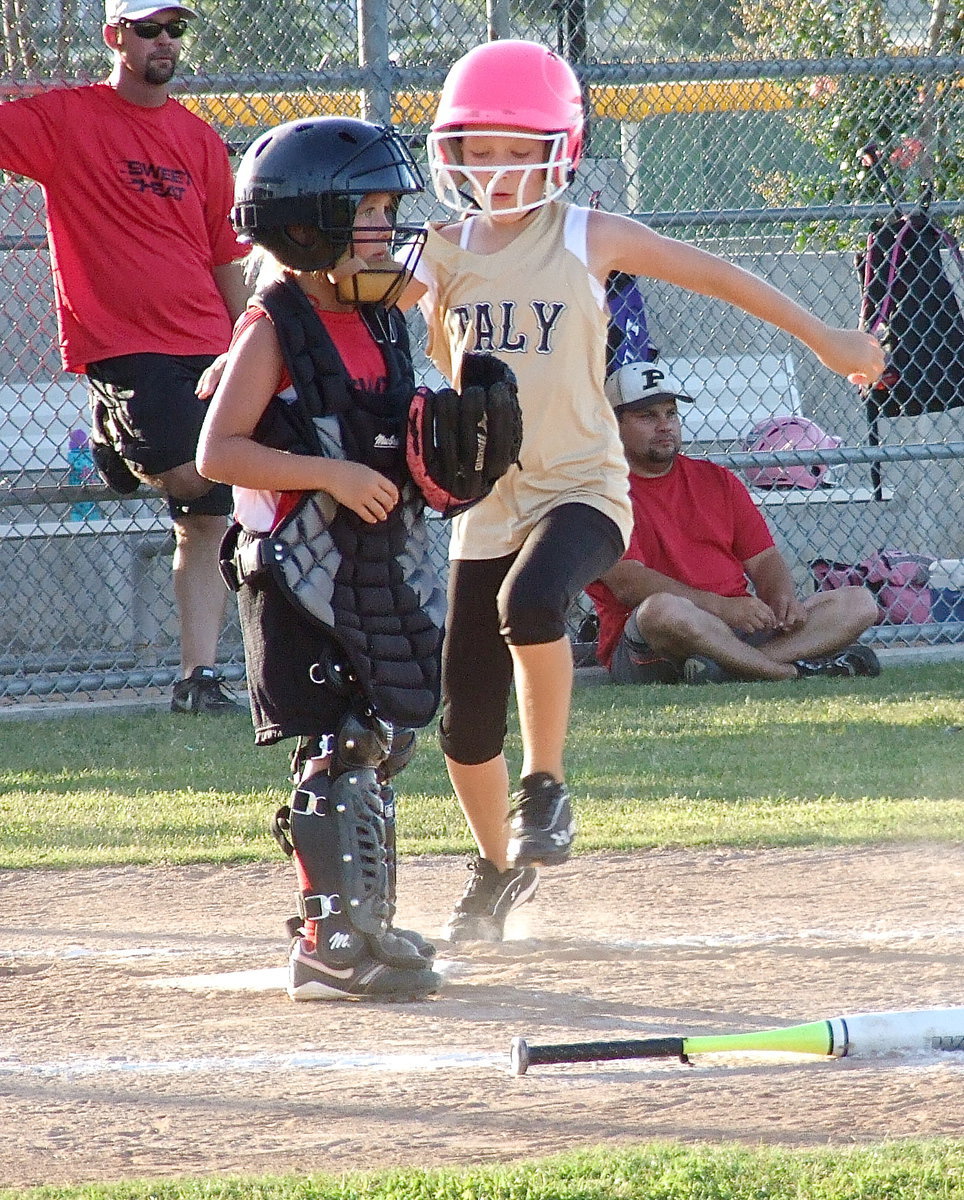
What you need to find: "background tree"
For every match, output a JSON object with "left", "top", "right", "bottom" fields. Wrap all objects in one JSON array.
[{"left": 737, "top": 0, "right": 964, "bottom": 212}]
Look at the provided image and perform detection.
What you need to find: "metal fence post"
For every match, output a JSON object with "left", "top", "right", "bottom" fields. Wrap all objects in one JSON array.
[
  {"left": 357, "top": 0, "right": 391, "bottom": 126},
  {"left": 487, "top": 0, "right": 511, "bottom": 41}
]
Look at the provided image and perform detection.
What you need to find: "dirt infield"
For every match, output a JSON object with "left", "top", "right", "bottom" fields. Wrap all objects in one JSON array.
[{"left": 2, "top": 845, "right": 963, "bottom": 1188}]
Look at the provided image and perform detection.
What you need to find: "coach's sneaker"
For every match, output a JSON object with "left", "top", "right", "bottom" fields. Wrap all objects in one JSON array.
[
  {"left": 794, "top": 644, "right": 881, "bottom": 679},
  {"left": 442, "top": 856, "right": 540, "bottom": 943},
  {"left": 682, "top": 655, "right": 733, "bottom": 685},
  {"left": 506, "top": 772, "right": 575, "bottom": 868},
  {"left": 287, "top": 937, "right": 440, "bottom": 1002},
  {"left": 171, "top": 666, "right": 246, "bottom": 715}
]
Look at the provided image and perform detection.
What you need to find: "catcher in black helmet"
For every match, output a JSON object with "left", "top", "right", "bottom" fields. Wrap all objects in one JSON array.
[{"left": 197, "top": 116, "right": 518, "bottom": 1003}]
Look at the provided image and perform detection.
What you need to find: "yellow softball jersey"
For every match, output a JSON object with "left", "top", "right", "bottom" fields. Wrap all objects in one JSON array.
[{"left": 417, "top": 201, "right": 633, "bottom": 560}]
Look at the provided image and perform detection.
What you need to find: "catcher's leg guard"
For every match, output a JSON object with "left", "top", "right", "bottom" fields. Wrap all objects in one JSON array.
[
  {"left": 378, "top": 727, "right": 417, "bottom": 783},
  {"left": 381, "top": 782, "right": 435, "bottom": 960},
  {"left": 330, "top": 709, "right": 393, "bottom": 777},
  {"left": 329, "top": 714, "right": 434, "bottom": 962},
  {"left": 374, "top": 725, "right": 434, "bottom": 958},
  {"left": 286, "top": 771, "right": 439, "bottom": 1001}
]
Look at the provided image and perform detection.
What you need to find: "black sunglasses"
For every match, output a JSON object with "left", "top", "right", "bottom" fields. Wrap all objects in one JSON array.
[{"left": 121, "top": 17, "right": 189, "bottom": 38}]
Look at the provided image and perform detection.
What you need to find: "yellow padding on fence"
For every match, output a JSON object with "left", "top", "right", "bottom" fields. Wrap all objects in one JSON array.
[{"left": 179, "top": 79, "right": 797, "bottom": 129}]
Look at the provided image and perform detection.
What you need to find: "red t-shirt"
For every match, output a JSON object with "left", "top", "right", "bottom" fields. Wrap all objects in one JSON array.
[
  {"left": 0, "top": 83, "right": 247, "bottom": 371},
  {"left": 586, "top": 454, "right": 775, "bottom": 668}
]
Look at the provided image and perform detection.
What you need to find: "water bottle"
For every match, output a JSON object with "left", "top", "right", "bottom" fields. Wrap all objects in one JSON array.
[{"left": 67, "top": 429, "right": 103, "bottom": 522}]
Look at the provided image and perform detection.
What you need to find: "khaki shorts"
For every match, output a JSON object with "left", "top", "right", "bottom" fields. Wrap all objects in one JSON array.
[{"left": 608, "top": 611, "right": 771, "bottom": 684}]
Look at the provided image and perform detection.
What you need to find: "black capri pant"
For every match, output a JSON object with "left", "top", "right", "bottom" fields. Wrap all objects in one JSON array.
[{"left": 439, "top": 502, "right": 624, "bottom": 765}]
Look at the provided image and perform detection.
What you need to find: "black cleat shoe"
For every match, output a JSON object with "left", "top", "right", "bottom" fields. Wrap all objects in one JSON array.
[
  {"left": 288, "top": 937, "right": 440, "bottom": 1001},
  {"left": 442, "top": 856, "right": 540, "bottom": 943},
  {"left": 794, "top": 644, "right": 881, "bottom": 679},
  {"left": 171, "top": 666, "right": 246, "bottom": 715},
  {"left": 682, "top": 655, "right": 732, "bottom": 685},
  {"left": 506, "top": 772, "right": 575, "bottom": 868}
]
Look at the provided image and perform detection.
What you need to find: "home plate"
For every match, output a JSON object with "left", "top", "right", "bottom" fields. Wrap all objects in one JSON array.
[
  {"left": 148, "top": 967, "right": 288, "bottom": 992},
  {"left": 149, "top": 959, "right": 462, "bottom": 992}
]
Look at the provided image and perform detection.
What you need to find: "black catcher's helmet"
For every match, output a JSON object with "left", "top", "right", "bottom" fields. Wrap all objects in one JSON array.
[{"left": 232, "top": 117, "right": 426, "bottom": 300}]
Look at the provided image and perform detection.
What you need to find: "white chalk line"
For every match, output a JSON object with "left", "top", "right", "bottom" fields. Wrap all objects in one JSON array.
[
  {"left": 153, "top": 965, "right": 285, "bottom": 991},
  {"left": 613, "top": 925, "right": 964, "bottom": 949},
  {"left": 145, "top": 959, "right": 467, "bottom": 993},
  {"left": 3, "top": 924, "right": 963, "bottom": 965},
  {"left": 0, "top": 1044, "right": 956, "bottom": 1083},
  {"left": 0, "top": 1047, "right": 503, "bottom": 1079},
  {"left": 0, "top": 944, "right": 240, "bottom": 963}
]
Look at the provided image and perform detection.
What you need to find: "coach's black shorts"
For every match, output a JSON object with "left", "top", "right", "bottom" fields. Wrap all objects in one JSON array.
[{"left": 86, "top": 352, "right": 232, "bottom": 517}]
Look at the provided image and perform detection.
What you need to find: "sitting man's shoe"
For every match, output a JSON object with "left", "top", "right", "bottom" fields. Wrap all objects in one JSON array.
[
  {"left": 288, "top": 937, "right": 440, "bottom": 1001},
  {"left": 506, "top": 772, "right": 575, "bottom": 868},
  {"left": 442, "top": 856, "right": 540, "bottom": 943},
  {"left": 682, "top": 655, "right": 732, "bottom": 685},
  {"left": 794, "top": 644, "right": 882, "bottom": 679},
  {"left": 171, "top": 666, "right": 246, "bottom": 715}
]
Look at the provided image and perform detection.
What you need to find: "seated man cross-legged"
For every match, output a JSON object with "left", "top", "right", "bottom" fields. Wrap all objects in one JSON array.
[{"left": 586, "top": 362, "right": 881, "bottom": 685}]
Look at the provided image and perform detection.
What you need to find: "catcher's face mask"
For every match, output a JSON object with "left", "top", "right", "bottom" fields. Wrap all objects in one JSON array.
[{"left": 333, "top": 192, "right": 426, "bottom": 306}]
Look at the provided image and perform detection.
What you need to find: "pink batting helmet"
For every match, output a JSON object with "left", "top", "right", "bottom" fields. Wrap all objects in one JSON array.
[
  {"left": 428, "top": 40, "right": 585, "bottom": 216},
  {"left": 432, "top": 40, "right": 584, "bottom": 167},
  {"left": 742, "top": 415, "right": 842, "bottom": 489}
]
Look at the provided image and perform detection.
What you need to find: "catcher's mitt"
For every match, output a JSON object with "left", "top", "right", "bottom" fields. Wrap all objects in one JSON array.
[{"left": 406, "top": 352, "right": 522, "bottom": 516}]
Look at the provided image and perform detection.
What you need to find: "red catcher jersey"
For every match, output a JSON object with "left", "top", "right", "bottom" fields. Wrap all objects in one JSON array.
[{"left": 228, "top": 300, "right": 388, "bottom": 534}]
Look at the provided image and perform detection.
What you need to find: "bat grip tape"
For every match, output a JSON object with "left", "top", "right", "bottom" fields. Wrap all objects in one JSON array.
[{"left": 512, "top": 1036, "right": 687, "bottom": 1073}]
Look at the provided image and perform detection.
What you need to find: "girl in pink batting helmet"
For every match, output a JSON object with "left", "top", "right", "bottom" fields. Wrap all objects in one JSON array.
[{"left": 399, "top": 39, "right": 884, "bottom": 945}]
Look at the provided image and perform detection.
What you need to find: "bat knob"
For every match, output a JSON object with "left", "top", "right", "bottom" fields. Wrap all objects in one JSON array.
[{"left": 509, "top": 1036, "right": 530, "bottom": 1075}]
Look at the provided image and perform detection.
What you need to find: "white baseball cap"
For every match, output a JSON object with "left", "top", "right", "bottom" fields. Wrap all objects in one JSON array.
[
  {"left": 604, "top": 361, "right": 694, "bottom": 414},
  {"left": 105, "top": 0, "right": 197, "bottom": 23}
]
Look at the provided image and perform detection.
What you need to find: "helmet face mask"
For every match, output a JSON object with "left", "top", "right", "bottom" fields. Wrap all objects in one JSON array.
[
  {"left": 430, "top": 40, "right": 584, "bottom": 218},
  {"left": 232, "top": 117, "right": 426, "bottom": 302},
  {"left": 427, "top": 129, "right": 573, "bottom": 218}
]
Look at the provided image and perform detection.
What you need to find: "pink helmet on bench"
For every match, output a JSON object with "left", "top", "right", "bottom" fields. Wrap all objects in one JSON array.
[{"left": 743, "top": 415, "right": 841, "bottom": 489}]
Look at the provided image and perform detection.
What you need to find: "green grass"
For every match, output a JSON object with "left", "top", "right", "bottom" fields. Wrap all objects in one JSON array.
[
  {"left": 1, "top": 663, "right": 962, "bottom": 1198},
  {"left": 0, "top": 662, "right": 961, "bottom": 869},
  {"left": 4, "top": 1141, "right": 964, "bottom": 1199}
]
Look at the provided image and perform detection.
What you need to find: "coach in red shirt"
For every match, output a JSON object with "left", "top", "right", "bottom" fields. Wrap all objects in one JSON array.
[
  {"left": 0, "top": 1, "right": 250, "bottom": 713},
  {"left": 586, "top": 362, "right": 880, "bottom": 684}
]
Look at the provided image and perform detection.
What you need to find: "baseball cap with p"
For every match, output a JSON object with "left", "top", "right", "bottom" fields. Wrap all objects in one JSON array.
[
  {"left": 604, "top": 361, "right": 694, "bottom": 415},
  {"left": 105, "top": 0, "right": 197, "bottom": 23}
]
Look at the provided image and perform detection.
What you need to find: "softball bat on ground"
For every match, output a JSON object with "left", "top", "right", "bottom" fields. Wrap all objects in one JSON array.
[{"left": 509, "top": 1007, "right": 964, "bottom": 1074}]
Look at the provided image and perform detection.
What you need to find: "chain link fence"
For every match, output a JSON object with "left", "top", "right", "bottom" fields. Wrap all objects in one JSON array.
[{"left": 2, "top": 0, "right": 963, "bottom": 702}]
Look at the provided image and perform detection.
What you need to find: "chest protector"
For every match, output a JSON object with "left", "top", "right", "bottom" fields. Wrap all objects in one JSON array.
[{"left": 236, "top": 277, "right": 445, "bottom": 728}]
